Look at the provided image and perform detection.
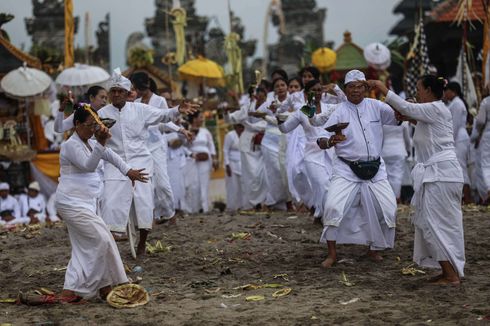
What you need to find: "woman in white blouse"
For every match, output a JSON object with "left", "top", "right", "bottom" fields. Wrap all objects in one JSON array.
[
  {"left": 55, "top": 104, "right": 147, "bottom": 302},
  {"left": 370, "top": 76, "right": 465, "bottom": 285},
  {"left": 186, "top": 111, "right": 217, "bottom": 213}
]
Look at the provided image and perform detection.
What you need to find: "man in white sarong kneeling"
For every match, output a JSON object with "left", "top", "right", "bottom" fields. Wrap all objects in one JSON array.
[{"left": 314, "top": 70, "right": 398, "bottom": 268}]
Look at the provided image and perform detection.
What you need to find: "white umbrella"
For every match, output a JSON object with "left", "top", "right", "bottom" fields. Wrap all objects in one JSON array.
[
  {"left": 0, "top": 64, "right": 52, "bottom": 98},
  {"left": 363, "top": 43, "right": 391, "bottom": 71},
  {"left": 55, "top": 63, "right": 110, "bottom": 86}
]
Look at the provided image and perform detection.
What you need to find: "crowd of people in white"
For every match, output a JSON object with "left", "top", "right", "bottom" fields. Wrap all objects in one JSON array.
[{"left": 1, "top": 65, "right": 482, "bottom": 301}]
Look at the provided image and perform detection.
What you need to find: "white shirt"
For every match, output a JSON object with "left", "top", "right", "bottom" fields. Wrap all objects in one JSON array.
[
  {"left": 324, "top": 98, "right": 397, "bottom": 182},
  {"left": 0, "top": 195, "right": 21, "bottom": 219},
  {"left": 279, "top": 103, "right": 332, "bottom": 165},
  {"left": 19, "top": 193, "right": 47, "bottom": 218},
  {"left": 97, "top": 101, "right": 179, "bottom": 179},
  {"left": 134, "top": 93, "right": 181, "bottom": 152},
  {"left": 385, "top": 91, "right": 463, "bottom": 184},
  {"left": 381, "top": 123, "right": 411, "bottom": 158},
  {"left": 57, "top": 132, "right": 131, "bottom": 212},
  {"left": 447, "top": 96, "right": 470, "bottom": 143},
  {"left": 223, "top": 130, "right": 241, "bottom": 168},
  {"left": 188, "top": 127, "right": 216, "bottom": 156},
  {"left": 226, "top": 100, "right": 267, "bottom": 153}
]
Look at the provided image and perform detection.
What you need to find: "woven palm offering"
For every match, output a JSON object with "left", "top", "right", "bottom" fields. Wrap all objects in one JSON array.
[{"left": 106, "top": 284, "right": 149, "bottom": 309}]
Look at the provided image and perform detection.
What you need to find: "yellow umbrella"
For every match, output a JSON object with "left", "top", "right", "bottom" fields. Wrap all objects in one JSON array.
[
  {"left": 311, "top": 48, "right": 337, "bottom": 73},
  {"left": 178, "top": 56, "right": 225, "bottom": 87}
]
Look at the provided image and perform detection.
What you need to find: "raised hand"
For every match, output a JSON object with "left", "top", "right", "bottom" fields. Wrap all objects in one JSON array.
[
  {"left": 178, "top": 100, "right": 199, "bottom": 115},
  {"left": 95, "top": 125, "right": 112, "bottom": 146}
]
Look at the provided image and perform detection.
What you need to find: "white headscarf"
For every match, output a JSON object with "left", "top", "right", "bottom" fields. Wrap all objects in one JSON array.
[{"left": 109, "top": 68, "right": 132, "bottom": 91}]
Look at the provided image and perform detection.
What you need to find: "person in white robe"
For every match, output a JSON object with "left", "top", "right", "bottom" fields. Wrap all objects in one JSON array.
[
  {"left": 19, "top": 181, "right": 47, "bottom": 224},
  {"left": 0, "top": 182, "right": 28, "bottom": 226},
  {"left": 474, "top": 94, "right": 490, "bottom": 201},
  {"left": 225, "top": 88, "right": 268, "bottom": 210},
  {"left": 54, "top": 85, "right": 108, "bottom": 133},
  {"left": 186, "top": 111, "right": 217, "bottom": 213},
  {"left": 381, "top": 123, "right": 411, "bottom": 201},
  {"left": 223, "top": 124, "right": 245, "bottom": 212},
  {"left": 167, "top": 129, "right": 191, "bottom": 213},
  {"left": 131, "top": 72, "right": 193, "bottom": 222},
  {"left": 55, "top": 104, "right": 147, "bottom": 301},
  {"left": 444, "top": 82, "right": 472, "bottom": 203},
  {"left": 257, "top": 77, "right": 292, "bottom": 210},
  {"left": 97, "top": 69, "right": 196, "bottom": 255},
  {"left": 370, "top": 75, "right": 465, "bottom": 285},
  {"left": 314, "top": 70, "right": 398, "bottom": 268},
  {"left": 280, "top": 79, "right": 336, "bottom": 218}
]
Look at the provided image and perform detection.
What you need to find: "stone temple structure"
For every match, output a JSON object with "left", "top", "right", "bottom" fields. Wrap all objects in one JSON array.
[
  {"left": 268, "top": 0, "right": 326, "bottom": 76},
  {"left": 145, "top": 0, "right": 208, "bottom": 69},
  {"left": 24, "top": 0, "right": 79, "bottom": 66}
]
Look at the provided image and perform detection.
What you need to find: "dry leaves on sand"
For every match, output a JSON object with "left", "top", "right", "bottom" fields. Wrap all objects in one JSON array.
[
  {"left": 245, "top": 295, "right": 265, "bottom": 301},
  {"left": 230, "top": 232, "right": 252, "bottom": 240},
  {"left": 272, "top": 288, "right": 292, "bottom": 298},
  {"left": 339, "top": 272, "right": 355, "bottom": 287},
  {"left": 401, "top": 264, "right": 426, "bottom": 276},
  {"left": 106, "top": 284, "right": 149, "bottom": 309},
  {"left": 146, "top": 240, "right": 172, "bottom": 255}
]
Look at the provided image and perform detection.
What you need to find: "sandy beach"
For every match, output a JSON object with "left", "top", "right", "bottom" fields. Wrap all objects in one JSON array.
[{"left": 1, "top": 205, "right": 489, "bottom": 325}]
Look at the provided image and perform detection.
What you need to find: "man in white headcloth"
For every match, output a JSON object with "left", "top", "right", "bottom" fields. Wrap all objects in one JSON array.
[
  {"left": 98, "top": 69, "right": 197, "bottom": 255},
  {"left": 313, "top": 70, "right": 398, "bottom": 268},
  {"left": 19, "top": 181, "right": 47, "bottom": 224},
  {"left": 0, "top": 182, "right": 27, "bottom": 225},
  {"left": 131, "top": 72, "right": 193, "bottom": 224}
]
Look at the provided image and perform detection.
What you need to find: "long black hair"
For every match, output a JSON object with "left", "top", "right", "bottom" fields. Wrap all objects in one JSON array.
[
  {"left": 299, "top": 66, "right": 320, "bottom": 80},
  {"left": 288, "top": 77, "right": 304, "bottom": 90},
  {"left": 304, "top": 79, "right": 321, "bottom": 93}
]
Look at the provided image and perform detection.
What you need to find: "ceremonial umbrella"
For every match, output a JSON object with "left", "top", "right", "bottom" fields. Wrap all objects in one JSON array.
[
  {"left": 311, "top": 48, "right": 337, "bottom": 73},
  {"left": 0, "top": 64, "right": 52, "bottom": 149},
  {"left": 1, "top": 64, "right": 52, "bottom": 98},
  {"left": 178, "top": 56, "right": 225, "bottom": 87},
  {"left": 55, "top": 63, "right": 110, "bottom": 86},
  {"left": 363, "top": 43, "right": 391, "bottom": 70}
]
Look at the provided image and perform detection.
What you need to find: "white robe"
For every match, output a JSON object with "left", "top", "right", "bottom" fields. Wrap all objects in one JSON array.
[
  {"left": 447, "top": 96, "right": 470, "bottom": 184},
  {"left": 280, "top": 103, "right": 335, "bottom": 217},
  {"left": 258, "top": 103, "right": 290, "bottom": 209},
  {"left": 167, "top": 132, "right": 190, "bottom": 212},
  {"left": 475, "top": 96, "right": 490, "bottom": 192},
  {"left": 223, "top": 130, "right": 244, "bottom": 211},
  {"left": 381, "top": 123, "right": 411, "bottom": 198},
  {"left": 186, "top": 127, "right": 216, "bottom": 213},
  {"left": 97, "top": 101, "right": 180, "bottom": 232},
  {"left": 386, "top": 91, "right": 465, "bottom": 276},
  {"left": 56, "top": 132, "right": 129, "bottom": 298},
  {"left": 226, "top": 101, "right": 267, "bottom": 209},
  {"left": 135, "top": 94, "right": 180, "bottom": 219},
  {"left": 317, "top": 98, "right": 398, "bottom": 250}
]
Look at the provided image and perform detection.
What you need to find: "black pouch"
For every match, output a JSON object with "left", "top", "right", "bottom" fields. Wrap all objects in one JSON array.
[{"left": 339, "top": 157, "right": 381, "bottom": 180}]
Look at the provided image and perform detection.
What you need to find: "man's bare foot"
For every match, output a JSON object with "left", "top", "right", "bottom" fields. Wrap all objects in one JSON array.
[
  {"left": 367, "top": 250, "right": 383, "bottom": 262},
  {"left": 428, "top": 274, "right": 444, "bottom": 283},
  {"left": 99, "top": 286, "right": 112, "bottom": 300},
  {"left": 321, "top": 256, "right": 336, "bottom": 268},
  {"left": 430, "top": 277, "right": 461, "bottom": 286}
]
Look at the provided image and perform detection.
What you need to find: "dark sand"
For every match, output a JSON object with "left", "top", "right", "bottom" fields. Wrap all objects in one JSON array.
[{"left": 1, "top": 205, "right": 489, "bottom": 325}]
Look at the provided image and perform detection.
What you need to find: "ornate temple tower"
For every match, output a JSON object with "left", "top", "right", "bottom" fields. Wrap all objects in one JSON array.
[
  {"left": 268, "top": 0, "right": 326, "bottom": 75},
  {"left": 24, "top": 0, "right": 79, "bottom": 65},
  {"left": 145, "top": 0, "right": 208, "bottom": 68}
]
